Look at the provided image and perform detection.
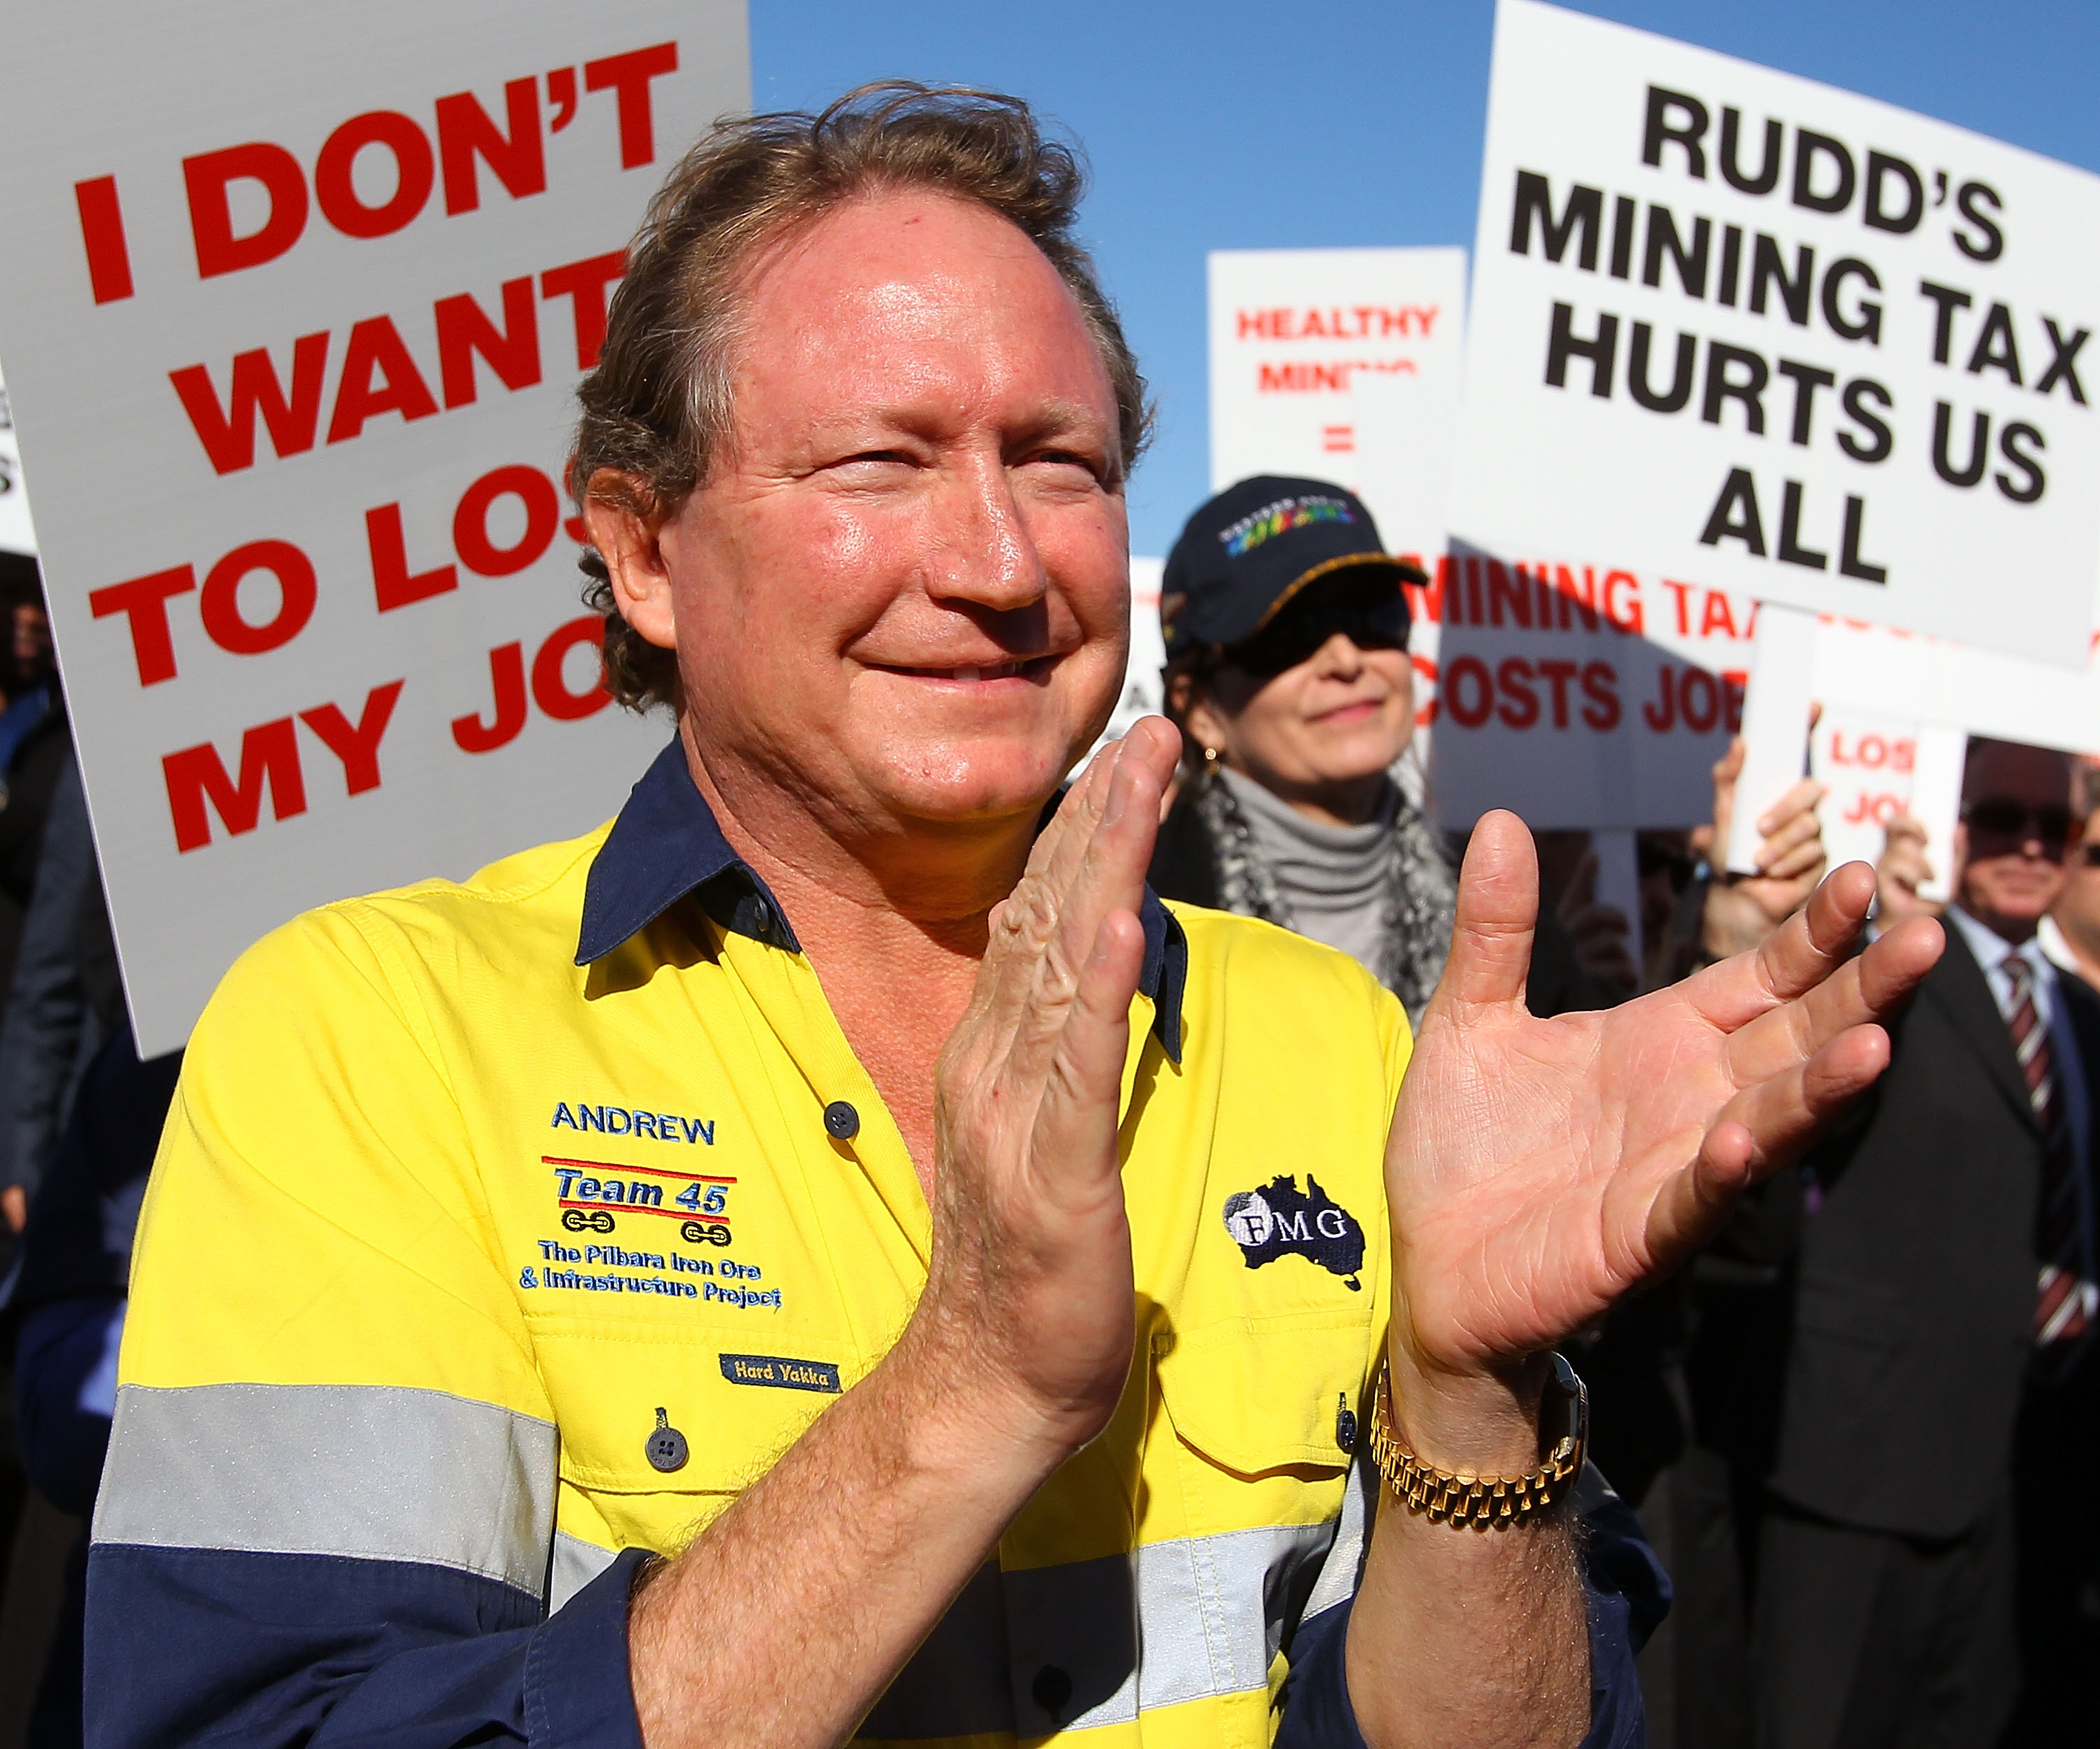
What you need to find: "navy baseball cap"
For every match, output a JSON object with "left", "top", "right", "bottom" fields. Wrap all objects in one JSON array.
[{"left": 1159, "top": 476, "right": 1428, "bottom": 660}]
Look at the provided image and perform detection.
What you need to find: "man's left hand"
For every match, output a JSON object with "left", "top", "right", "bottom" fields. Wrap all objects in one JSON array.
[{"left": 1385, "top": 812, "right": 1940, "bottom": 1421}]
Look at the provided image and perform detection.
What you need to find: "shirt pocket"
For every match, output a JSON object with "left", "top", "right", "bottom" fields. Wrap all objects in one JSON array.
[
  {"left": 1155, "top": 1309, "right": 1373, "bottom": 1479},
  {"left": 533, "top": 1320, "right": 850, "bottom": 1503}
]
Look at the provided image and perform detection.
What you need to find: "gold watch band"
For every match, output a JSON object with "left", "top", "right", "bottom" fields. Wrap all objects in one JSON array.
[{"left": 1366, "top": 1353, "right": 1588, "bottom": 1528}]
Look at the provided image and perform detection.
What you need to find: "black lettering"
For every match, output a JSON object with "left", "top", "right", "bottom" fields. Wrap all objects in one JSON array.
[
  {"left": 1996, "top": 421, "right": 2045, "bottom": 504},
  {"left": 1511, "top": 171, "right": 1602, "bottom": 270},
  {"left": 1820, "top": 258, "right": 1883, "bottom": 343},
  {"left": 1838, "top": 378, "right": 1894, "bottom": 464},
  {"left": 1777, "top": 480, "right": 1828, "bottom": 569},
  {"left": 1953, "top": 181, "right": 2004, "bottom": 263},
  {"left": 1699, "top": 468, "right": 1767, "bottom": 556},
  {"left": 1931, "top": 401, "right": 1989, "bottom": 487},
  {"left": 1546, "top": 302, "right": 1618, "bottom": 397},
  {"left": 1717, "top": 225, "right": 1743, "bottom": 307},
  {"left": 1629, "top": 323, "right": 1696, "bottom": 412},
  {"left": 2037, "top": 319, "right": 2090, "bottom": 404},
  {"left": 1863, "top": 151, "right": 1924, "bottom": 233},
  {"left": 1642, "top": 86, "right": 1709, "bottom": 178},
  {"left": 1610, "top": 195, "right": 1637, "bottom": 279},
  {"left": 1792, "top": 130, "right": 1856, "bottom": 214},
  {"left": 1720, "top": 108, "right": 1782, "bottom": 195},
  {"left": 1641, "top": 203, "right": 1710, "bottom": 298},
  {"left": 1918, "top": 281, "right": 1973, "bottom": 365},
  {"left": 1840, "top": 497, "right": 1887, "bottom": 583},
  {"left": 1749, "top": 235, "right": 1813, "bottom": 325},
  {"left": 1775, "top": 359, "right": 1835, "bottom": 445},
  {"left": 1965, "top": 302, "right": 2023, "bottom": 385},
  {"left": 1703, "top": 342, "right": 1769, "bottom": 434}
]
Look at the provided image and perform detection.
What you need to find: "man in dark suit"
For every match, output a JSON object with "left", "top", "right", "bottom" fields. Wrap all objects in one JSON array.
[{"left": 1753, "top": 738, "right": 2100, "bottom": 1748}]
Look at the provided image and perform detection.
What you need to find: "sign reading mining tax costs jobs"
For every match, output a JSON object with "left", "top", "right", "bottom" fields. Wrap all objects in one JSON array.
[
  {"left": 0, "top": 1, "right": 749, "bottom": 1054},
  {"left": 1449, "top": 0, "right": 2100, "bottom": 671}
]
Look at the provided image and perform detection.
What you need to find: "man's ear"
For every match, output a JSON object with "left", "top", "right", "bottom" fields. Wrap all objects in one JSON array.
[{"left": 583, "top": 473, "right": 678, "bottom": 652}]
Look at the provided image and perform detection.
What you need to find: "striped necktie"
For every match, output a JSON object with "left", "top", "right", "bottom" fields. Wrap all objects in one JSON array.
[{"left": 2002, "top": 954, "right": 2092, "bottom": 1348}]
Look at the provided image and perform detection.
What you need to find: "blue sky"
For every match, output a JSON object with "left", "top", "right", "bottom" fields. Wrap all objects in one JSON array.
[{"left": 748, "top": 0, "right": 2100, "bottom": 557}]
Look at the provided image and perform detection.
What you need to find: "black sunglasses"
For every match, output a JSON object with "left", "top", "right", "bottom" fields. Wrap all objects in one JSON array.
[
  {"left": 1221, "top": 585, "right": 1412, "bottom": 680},
  {"left": 1963, "top": 797, "right": 2077, "bottom": 846}
]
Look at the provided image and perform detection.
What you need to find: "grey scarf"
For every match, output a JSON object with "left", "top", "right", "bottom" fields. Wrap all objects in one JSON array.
[{"left": 1194, "top": 763, "right": 1456, "bottom": 1024}]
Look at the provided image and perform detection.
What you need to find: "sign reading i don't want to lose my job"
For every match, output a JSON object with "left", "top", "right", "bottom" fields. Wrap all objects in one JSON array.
[
  {"left": 0, "top": 1, "right": 749, "bottom": 1054},
  {"left": 1450, "top": 0, "right": 2100, "bottom": 670}
]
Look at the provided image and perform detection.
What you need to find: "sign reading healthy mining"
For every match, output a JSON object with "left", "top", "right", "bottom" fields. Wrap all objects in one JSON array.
[
  {"left": 0, "top": 1, "right": 748, "bottom": 1054},
  {"left": 1450, "top": 0, "right": 2100, "bottom": 670}
]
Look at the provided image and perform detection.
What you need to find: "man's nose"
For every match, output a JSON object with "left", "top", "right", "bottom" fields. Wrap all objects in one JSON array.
[{"left": 930, "top": 459, "right": 1047, "bottom": 613}]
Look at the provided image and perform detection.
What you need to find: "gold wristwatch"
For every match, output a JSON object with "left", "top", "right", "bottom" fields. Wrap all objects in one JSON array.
[{"left": 1366, "top": 1352, "right": 1588, "bottom": 1528}]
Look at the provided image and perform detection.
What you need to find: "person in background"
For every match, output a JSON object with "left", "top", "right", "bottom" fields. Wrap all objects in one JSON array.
[
  {"left": 0, "top": 555, "right": 66, "bottom": 1054},
  {"left": 1147, "top": 475, "right": 1637, "bottom": 1020},
  {"left": 6, "top": 1025, "right": 182, "bottom": 1748},
  {"left": 2038, "top": 759, "right": 2100, "bottom": 989},
  {"left": 1754, "top": 737, "right": 2100, "bottom": 1748}
]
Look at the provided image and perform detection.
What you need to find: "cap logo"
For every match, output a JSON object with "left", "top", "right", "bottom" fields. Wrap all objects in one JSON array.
[{"left": 1218, "top": 495, "right": 1355, "bottom": 559}]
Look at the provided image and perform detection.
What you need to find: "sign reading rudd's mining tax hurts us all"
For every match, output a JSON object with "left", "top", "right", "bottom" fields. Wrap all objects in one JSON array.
[
  {"left": 1450, "top": 0, "right": 2100, "bottom": 671},
  {"left": 0, "top": 1, "right": 748, "bottom": 1054}
]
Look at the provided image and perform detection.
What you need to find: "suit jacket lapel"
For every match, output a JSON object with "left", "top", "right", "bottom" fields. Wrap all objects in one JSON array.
[{"left": 1920, "top": 924, "right": 2039, "bottom": 1132}]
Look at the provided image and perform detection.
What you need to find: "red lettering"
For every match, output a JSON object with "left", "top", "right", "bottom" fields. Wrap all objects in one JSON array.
[
  {"left": 1553, "top": 566, "right": 1600, "bottom": 632},
  {"left": 540, "top": 251, "right": 627, "bottom": 370},
  {"left": 1411, "top": 653, "right": 1438, "bottom": 727},
  {"left": 1442, "top": 655, "right": 1493, "bottom": 729},
  {"left": 1602, "top": 570, "right": 1643, "bottom": 633},
  {"left": 531, "top": 615, "right": 612, "bottom": 720},
  {"left": 435, "top": 277, "right": 541, "bottom": 407},
  {"left": 1488, "top": 562, "right": 1532, "bottom": 629},
  {"left": 455, "top": 465, "right": 560, "bottom": 576},
  {"left": 584, "top": 42, "right": 678, "bottom": 168},
  {"left": 74, "top": 176, "right": 134, "bottom": 304},
  {"left": 197, "top": 540, "right": 316, "bottom": 656},
  {"left": 1662, "top": 578, "right": 1693, "bottom": 636},
  {"left": 1580, "top": 662, "right": 1620, "bottom": 730},
  {"left": 367, "top": 503, "right": 458, "bottom": 611},
  {"left": 1892, "top": 737, "right": 1915, "bottom": 774},
  {"left": 163, "top": 718, "right": 306, "bottom": 853},
  {"left": 1680, "top": 667, "right": 1720, "bottom": 733},
  {"left": 300, "top": 681, "right": 403, "bottom": 794},
  {"left": 1401, "top": 555, "right": 1446, "bottom": 625},
  {"left": 314, "top": 111, "right": 434, "bottom": 239},
  {"left": 1538, "top": 659, "right": 1578, "bottom": 728},
  {"left": 435, "top": 78, "right": 546, "bottom": 215},
  {"left": 169, "top": 333, "right": 329, "bottom": 475},
  {"left": 454, "top": 642, "right": 528, "bottom": 752},
  {"left": 1642, "top": 664, "right": 1676, "bottom": 732},
  {"left": 1698, "top": 590, "right": 1741, "bottom": 640},
  {"left": 89, "top": 566, "right": 195, "bottom": 686},
  {"left": 183, "top": 142, "right": 307, "bottom": 278},
  {"left": 1722, "top": 670, "right": 1746, "bottom": 733},
  {"left": 327, "top": 316, "right": 440, "bottom": 443},
  {"left": 1496, "top": 657, "right": 1539, "bottom": 729}
]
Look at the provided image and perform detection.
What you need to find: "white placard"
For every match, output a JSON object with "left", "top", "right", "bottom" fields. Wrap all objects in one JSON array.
[
  {"left": 1208, "top": 245, "right": 1468, "bottom": 563},
  {"left": 0, "top": 1, "right": 749, "bottom": 1054},
  {"left": 1724, "top": 599, "right": 1817, "bottom": 871},
  {"left": 1451, "top": 0, "right": 2100, "bottom": 669}
]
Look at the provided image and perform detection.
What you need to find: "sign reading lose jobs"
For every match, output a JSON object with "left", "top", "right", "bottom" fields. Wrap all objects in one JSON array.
[
  {"left": 0, "top": 1, "right": 748, "bottom": 1054},
  {"left": 1451, "top": 0, "right": 2100, "bottom": 669}
]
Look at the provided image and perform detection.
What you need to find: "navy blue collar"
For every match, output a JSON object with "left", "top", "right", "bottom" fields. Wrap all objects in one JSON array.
[{"left": 579, "top": 739, "right": 1185, "bottom": 1061}]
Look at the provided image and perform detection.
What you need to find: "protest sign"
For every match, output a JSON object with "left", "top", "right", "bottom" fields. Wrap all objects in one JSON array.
[
  {"left": 1208, "top": 246, "right": 1467, "bottom": 564},
  {"left": 0, "top": 1, "right": 749, "bottom": 1054},
  {"left": 1205, "top": 244, "right": 1753, "bottom": 832},
  {"left": 1451, "top": 0, "right": 2100, "bottom": 669}
]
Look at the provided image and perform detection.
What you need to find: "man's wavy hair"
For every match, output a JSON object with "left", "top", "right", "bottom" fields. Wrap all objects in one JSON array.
[{"left": 573, "top": 82, "right": 1152, "bottom": 713}]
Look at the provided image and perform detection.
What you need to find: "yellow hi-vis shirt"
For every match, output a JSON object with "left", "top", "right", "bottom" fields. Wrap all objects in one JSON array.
[{"left": 101, "top": 742, "right": 1407, "bottom": 1748}]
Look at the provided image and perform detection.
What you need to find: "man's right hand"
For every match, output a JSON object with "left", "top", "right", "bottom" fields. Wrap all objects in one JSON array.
[
  {"left": 1875, "top": 813, "right": 1946, "bottom": 924},
  {"left": 911, "top": 717, "right": 1179, "bottom": 1455}
]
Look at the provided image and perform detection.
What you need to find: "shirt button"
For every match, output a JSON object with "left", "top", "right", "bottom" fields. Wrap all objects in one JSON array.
[
  {"left": 645, "top": 1407, "right": 689, "bottom": 1474},
  {"left": 750, "top": 897, "right": 774, "bottom": 938},
  {"left": 1031, "top": 1665, "right": 1073, "bottom": 1722},
  {"left": 824, "top": 1100, "right": 860, "bottom": 1141},
  {"left": 1336, "top": 1395, "right": 1359, "bottom": 1454}
]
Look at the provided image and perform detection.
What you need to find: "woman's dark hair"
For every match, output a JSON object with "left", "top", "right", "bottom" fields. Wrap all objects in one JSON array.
[{"left": 572, "top": 82, "right": 1151, "bottom": 712}]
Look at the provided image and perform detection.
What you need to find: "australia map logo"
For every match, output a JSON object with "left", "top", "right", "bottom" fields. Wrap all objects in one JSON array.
[{"left": 1223, "top": 1176, "right": 1366, "bottom": 1290}]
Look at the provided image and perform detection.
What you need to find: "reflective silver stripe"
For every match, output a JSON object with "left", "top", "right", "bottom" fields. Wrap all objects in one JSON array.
[
  {"left": 1298, "top": 1452, "right": 1376, "bottom": 1625},
  {"left": 550, "top": 1528, "right": 620, "bottom": 1614},
  {"left": 94, "top": 1382, "right": 556, "bottom": 1599},
  {"left": 853, "top": 1519, "right": 1339, "bottom": 1741}
]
